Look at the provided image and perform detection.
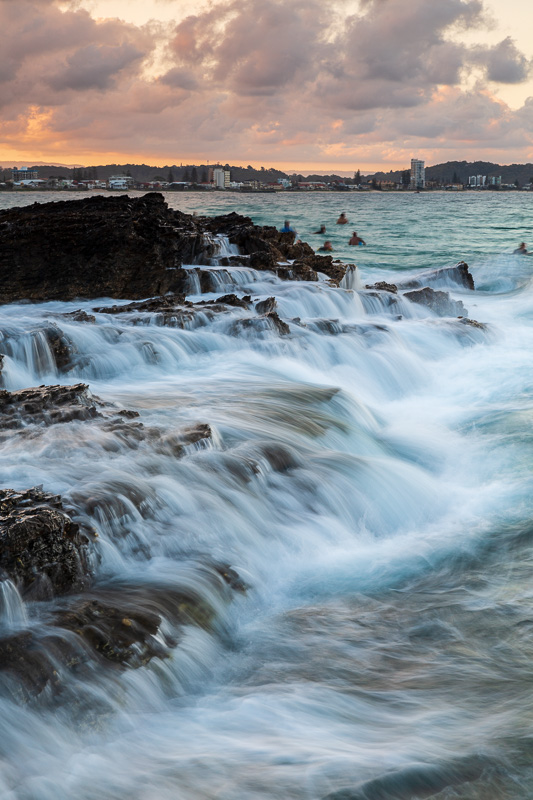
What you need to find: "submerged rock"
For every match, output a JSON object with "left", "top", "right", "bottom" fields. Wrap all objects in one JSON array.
[
  {"left": 365, "top": 281, "right": 398, "bottom": 294},
  {"left": 60, "top": 309, "right": 96, "bottom": 324},
  {"left": 403, "top": 287, "right": 467, "bottom": 317},
  {"left": 398, "top": 261, "right": 475, "bottom": 291},
  {"left": 255, "top": 296, "right": 277, "bottom": 314},
  {"left": 230, "top": 311, "right": 290, "bottom": 337},
  {"left": 0, "top": 487, "right": 91, "bottom": 599},
  {"left": 457, "top": 316, "right": 487, "bottom": 329},
  {"left": 0, "top": 383, "right": 102, "bottom": 428}
]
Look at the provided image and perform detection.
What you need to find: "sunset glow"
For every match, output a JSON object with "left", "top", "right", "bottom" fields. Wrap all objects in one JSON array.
[{"left": 1, "top": 0, "right": 533, "bottom": 171}]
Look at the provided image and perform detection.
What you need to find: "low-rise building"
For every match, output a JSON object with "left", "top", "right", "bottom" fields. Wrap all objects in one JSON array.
[{"left": 12, "top": 167, "right": 38, "bottom": 182}]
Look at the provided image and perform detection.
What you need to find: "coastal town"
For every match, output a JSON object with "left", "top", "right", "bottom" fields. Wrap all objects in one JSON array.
[{"left": 1, "top": 159, "right": 531, "bottom": 193}]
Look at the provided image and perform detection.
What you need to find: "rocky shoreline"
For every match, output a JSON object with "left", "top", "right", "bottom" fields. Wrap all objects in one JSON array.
[{"left": 0, "top": 193, "right": 478, "bottom": 695}]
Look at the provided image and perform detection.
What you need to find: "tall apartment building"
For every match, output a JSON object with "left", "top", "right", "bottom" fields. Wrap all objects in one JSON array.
[
  {"left": 213, "top": 167, "right": 230, "bottom": 189},
  {"left": 410, "top": 159, "right": 425, "bottom": 189}
]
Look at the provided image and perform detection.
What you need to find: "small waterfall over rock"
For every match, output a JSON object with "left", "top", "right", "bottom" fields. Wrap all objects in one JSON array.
[{"left": 0, "top": 194, "right": 526, "bottom": 799}]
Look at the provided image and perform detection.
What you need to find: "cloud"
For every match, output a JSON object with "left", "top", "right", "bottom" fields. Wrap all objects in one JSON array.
[
  {"left": 48, "top": 43, "right": 145, "bottom": 91},
  {"left": 0, "top": 0, "right": 532, "bottom": 169},
  {"left": 478, "top": 37, "right": 531, "bottom": 83}
]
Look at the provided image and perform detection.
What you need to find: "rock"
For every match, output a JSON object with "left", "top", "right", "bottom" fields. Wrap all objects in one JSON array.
[
  {"left": 0, "top": 487, "right": 91, "bottom": 599},
  {"left": 249, "top": 251, "right": 278, "bottom": 271},
  {"left": 0, "top": 631, "right": 80, "bottom": 696},
  {"left": 255, "top": 297, "right": 277, "bottom": 314},
  {"left": 60, "top": 309, "right": 96, "bottom": 324},
  {"left": 398, "top": 261, "right": 475, "bottom": 291},
  {"left": 41, "top": 323, "right": 76, "bottom": 371},
  {"left": 365, "top": 281, "right": 398, "bottom": 293},
  {"left": 55, "top": 596, "right": 171, "bottom": 667},
  {"left": 199, "top": 293, "right": 251, "bottom": 309},
  {"left": 0, "top": 193, "right": 200, "bottom": 302},
  {"left": 95, "top": 293, "right": 187, "bottom": 314},
  {"left": 214, "top": 564, "right": 247, "bottom": 593},
  {"left": 230, "top": 312, "right": 290, "bottom": 337},
  {"left": 0, "top": 383, "right": 103, "bottom": 428},
  {"left": 457, "top": 316, "right": 487, "bottom": 329},
  {"left": 403, "top": 287, "right": 467, "bottom": 317},
  {"left": 0, "top": 194, "right": 348, "bottom": 303}
]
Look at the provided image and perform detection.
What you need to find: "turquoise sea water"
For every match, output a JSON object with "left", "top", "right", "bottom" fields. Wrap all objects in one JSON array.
[{"left": 0, "top": 190, "right": 532, "bottom": 799}]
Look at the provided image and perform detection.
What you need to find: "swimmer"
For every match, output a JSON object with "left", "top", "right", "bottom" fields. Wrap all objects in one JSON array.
[
  {"left": 514, "top": 242, "right": 529, "bottom": 254},
  {"left": 280, "top": 219, "right": 296, "bottom": 233},
  {"left": 314, "top": 225, "right": 327, "bottom": 234},
  {"left": 336, "top": 213, "right": 348, "bottom": 225},
  {"left": 348, "top": 231, "right": 366, "bottom": 246},
  {"left": 317, "top": 241, "right": 334, "bottom": 252}
]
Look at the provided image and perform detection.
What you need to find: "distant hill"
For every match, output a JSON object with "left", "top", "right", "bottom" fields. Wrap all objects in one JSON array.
[
  {"left": 0, "top": 162, "right": 352, "bottom": 185},
  {"left": 368, "top": 160, "right": 533, "bottom": 186},
  {"left": 3, "top": 159, "right": 533, "bottom": 186}
]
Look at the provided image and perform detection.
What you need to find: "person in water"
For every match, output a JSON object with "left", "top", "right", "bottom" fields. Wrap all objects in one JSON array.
[
  {"left": 314, "top": 225, "right": 327, "bottom": 234},
  {"left": 336, "top": 213, "right": 348, "bottom": 225},
  {"left": 349, "top": 231, "right": 366, "bottom": 246},
  {"left": 317, "top": 241, "right": 334, "bottom": 252},
  {"left": 280, "top": 219, "right": 296, "bottom": 233},
  {"left": 514, "top": 242, "right": 529, "bottom": 254}
]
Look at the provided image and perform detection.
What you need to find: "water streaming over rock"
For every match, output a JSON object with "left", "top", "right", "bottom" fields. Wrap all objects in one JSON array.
[{"left": 0, "top": 191, "right": 533, "bottom": 799}]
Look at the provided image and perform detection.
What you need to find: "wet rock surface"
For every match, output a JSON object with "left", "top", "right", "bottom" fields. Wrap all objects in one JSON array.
[
  {"left": 230, "top": 311, "right": 290, "bottom": 337},
  {"left": 0, "top": 563, "right": 246, "bottom": 694},
  {"left": 403, "top": 287, "right": 467, "bottom": 317},
  {"left": 365, "top": 281, "right": 398, "bottom": 293},
  {"left": 0, "top": 487, "right": 91, "bottom": 599},
  {"left": 0, "top": 383, "right": 103, "bottom": 428},
  {"left": 398, "top": 261, "right": 475, "bottom": 291},
  {"left": 0, "top": 194, "right": 347, "bottom": 303}
]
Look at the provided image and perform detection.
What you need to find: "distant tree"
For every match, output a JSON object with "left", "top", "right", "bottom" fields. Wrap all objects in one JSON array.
[
  {"left": 201, "top": 169, "right": 208, "bottom": 183},
  {"left": 515, "top": 178, "right": 520, "bottom": 188},
  {"left": 401, "top": 170, "right": 410, "bottom": 186},
  {"left": 168, "top": 169, "right": 175, "bottom": 183},
  {"left": 184, "top": 168, "right": 191, "bottom": 182},
  {"left": 191, "top": 166, "right": 199, "bottom": 183},
  {"left": 452, "top": 171, "right": 460, "bottom": 184},
  {"left": 354, "top": 169, "right": 361, "bottom": 185},
  {"left": 371, "top": 178, "right": 378, "bottom": 189}
]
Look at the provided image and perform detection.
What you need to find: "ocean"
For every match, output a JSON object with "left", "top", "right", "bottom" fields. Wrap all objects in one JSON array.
[{"left": 0, "top": 189, "right": 532, "bottom": 799}]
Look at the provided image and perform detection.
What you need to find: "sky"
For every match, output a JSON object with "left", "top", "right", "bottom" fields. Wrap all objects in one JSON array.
[{"left": 1, "top": 0, "right": 533, "bottom": 172}]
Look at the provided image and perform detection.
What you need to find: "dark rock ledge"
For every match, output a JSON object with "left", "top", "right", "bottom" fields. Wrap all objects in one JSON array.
[
  {"left": 0, "top": 384, "right": 244, "bottom": 694},
  {"left": 0, "top": 193, "right": 346, "bottom": 303}
]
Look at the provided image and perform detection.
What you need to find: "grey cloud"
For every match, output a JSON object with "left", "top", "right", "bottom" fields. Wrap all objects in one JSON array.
[
  {"left": 160, "top": 67, "right": 198, "bottom": 90},
  {"left": 49, "top": 44, "right": 143, "bottom": 91},
  {"left": 48, "top": 43, "right": 144, "bottom": 91},
  {"left": 483, "top": 37, "right": 531, "bottom": 83}
]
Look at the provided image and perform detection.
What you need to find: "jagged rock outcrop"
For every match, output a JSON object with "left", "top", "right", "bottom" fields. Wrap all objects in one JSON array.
[
  {"left": 365, "top": 281, "right": 398, "bottom": 293},
  {"left": 0, "top": 383, "right": 103, "bottom": 428},
  {"left": 0, "top": 487, "right": 91, "bottom": 599},
  {"left": 230, "top": 311, "right": 290, "bottom": 337},
  {"left": 404, "top": 287, "right": 467, "bottom": 317},
  {"left": 0, "top": 564, "right": 246, "bottom": 693},
  {"left": 398, "top": 262, "right": 475, "bottom": 291},
  {"left": 0, "top": 194, "right": 347, "bottom": 303}
]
